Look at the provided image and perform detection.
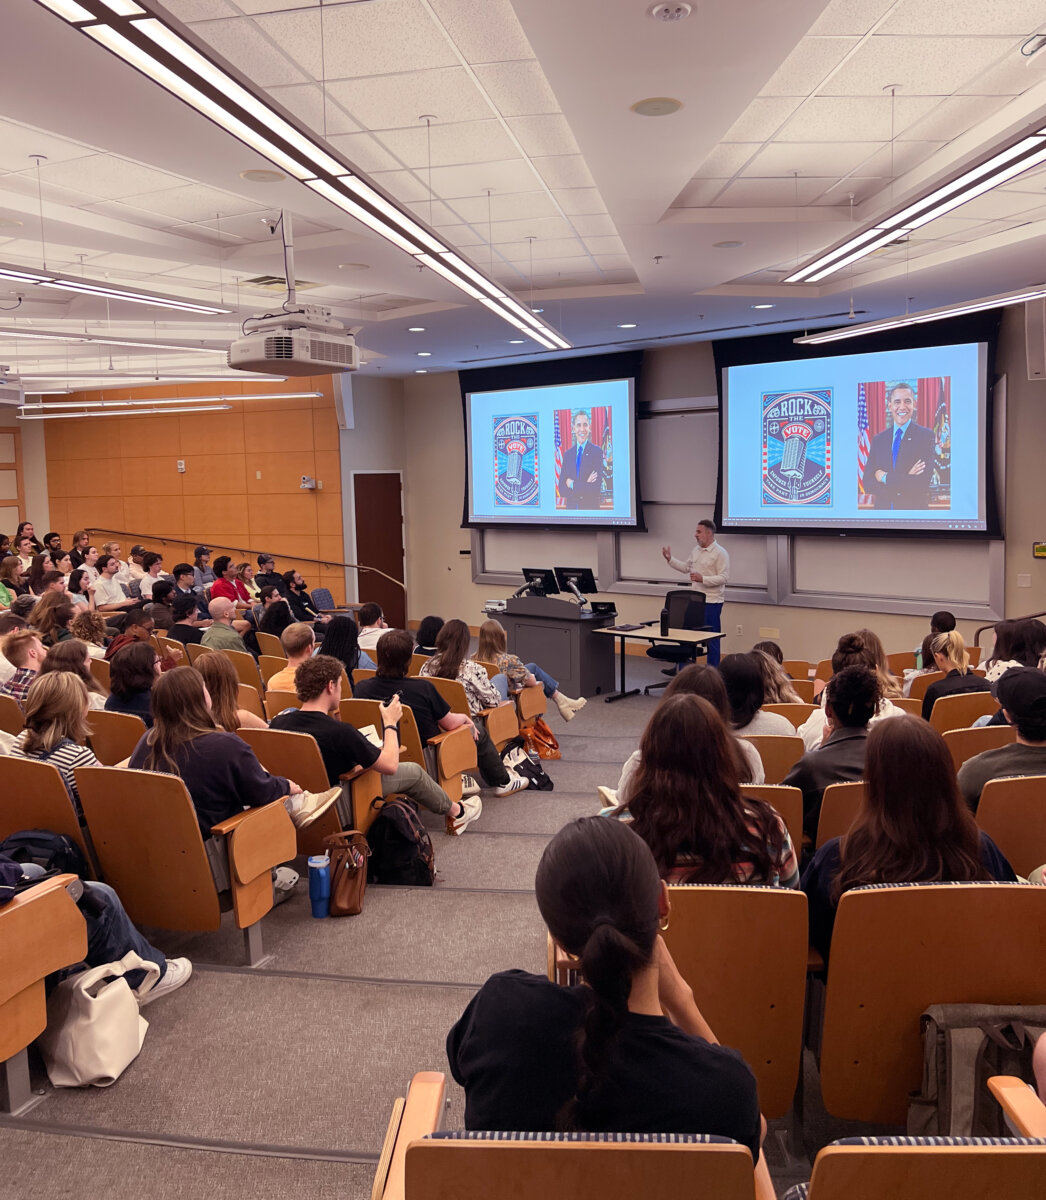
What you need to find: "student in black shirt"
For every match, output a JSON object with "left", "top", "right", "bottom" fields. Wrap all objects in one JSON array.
[
  {"left": 281, "top": 570, "right": 330, "bottom": 626},
  {"left": 270, "top": 654, "right": 480, "bottom": 834},
  {"left": 448, "top": 817, "right": 766, "bottom": 1177},
  {"left": 165, "top": 594, "right": 206, "bottom": 646},
  {"left": 255, "top": 554, "right": 288, "bottom": 596},
  {"left": 921, "top": 629, "right": 992, "bottom": 721}
]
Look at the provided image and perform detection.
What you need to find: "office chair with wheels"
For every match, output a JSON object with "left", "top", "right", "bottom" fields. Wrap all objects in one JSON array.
[{"left": 644, "top": 589, "right": 707, "bottom": 695}]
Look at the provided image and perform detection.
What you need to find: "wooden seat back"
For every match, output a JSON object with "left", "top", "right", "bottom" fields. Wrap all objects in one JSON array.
[
  {"left": 255, "top": 631, "right": 285, "bottom": 658},
  {"left": 891, "top": 696, "right": 922, "bottom": 715},
  {"left": 782, "top": 658, "right": 810, "bottom": 680},
  {"left": 929, "top": 691, "right": 998, "bottom": 733},
  {"left": 976, "top": 775, "right": 1046, "bottom": 878},
  {"left": 791, "top": 678, "right": 816, "bottom": 702},
  {"left": 186, "top": 642, "right": 213, "bottom": 664},
  {"left": 408, "top": 653, "right": 429, "bottom": 677},
  {"left": 740, "top": 734, "right": 804, "bottom": 784},
  {"left": 259, "top": 655, "right": 288, "bottom": 687},
  {"left": 220, "top": 648, "right": 263, "bottom": 694},
  {"left": 88, "top": 656, "right": 110, "bottom": 692},
  {"left": 354, "top": 667, "right": 376, "bottom": 683},
  {"left": 395, "top": 706, "right": 427, "bottom": 768},
  {"left": 909, "top": 670, "right": 944, "bottom": 701},
  {"left": 155, "top": 635, "right": 183, "bottom": 661},
  {"left": 75, "top": 766, "right": 223, "bottom": 931},
  {"left": 0, "top": 757, "right": 96, "bottom": 870},
  {"left": 474, "top": 658, "right": 498, "bottom": 680},
  {"left": 943, "top": 724, "right": 1016, "bottom": 771},
  {"left": 820, "top": 882, "right": 1046, "bottom": 1123},
  {"left": 423, "top": 674, "right": 522, "bottom": 749},
  {"left": 265, "top": 690, "right": 301, "bottom": 720},
  {"left": 740, "top": 784, "right": 803, "bottom": 854},
  {"left": 967, "top": 645, "right": 982, "bottom": 666},
  {"left": 86, "top": 709, "right": 146, "bottom": 766},
  {"left": 886, "top": 651, "right": 916, "bottom": 674},
  {"left": 340, "top": 697, "right": 386, "bottom": 736},
  {"left": 816, "top": 781, "right": 866, "bottom": 848},
  {"left": 0, "top": 876, "right": 86, "bottom": 1066},
  {"left": 763, "top": 702, "right": 816, "bottom": 728},
  {"left": 0, "top": 695, "right": 23, "bottom": 737},
  {"left": 237, "top": 683, "right": 265, "bottom": 720},
  {"left": 664, "top": 885, "right": 807, "bottom": 1118},
  {"left": 814, "top": 657, "right": 833, "bottom": 682},
  {"left": 516, "top": 685, "right": 548, "bottom": 724}
]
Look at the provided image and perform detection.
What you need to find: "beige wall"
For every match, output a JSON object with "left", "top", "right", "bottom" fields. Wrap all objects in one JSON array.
[
  {"left": 0, "top": 407, "right": 49, "bottom": 533},
  {"left": 401, "top": 308, "right": 1046, "bottom": 661}
]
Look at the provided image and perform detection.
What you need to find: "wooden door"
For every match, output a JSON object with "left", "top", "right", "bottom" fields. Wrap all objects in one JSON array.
[{"left": 352, "top": 471, "right": 406, "bottom": 630}]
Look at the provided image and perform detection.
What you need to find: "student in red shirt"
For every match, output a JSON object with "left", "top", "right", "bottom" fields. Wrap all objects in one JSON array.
[{"left": 209, "top": 556, "right": 251, "bottom": 608}]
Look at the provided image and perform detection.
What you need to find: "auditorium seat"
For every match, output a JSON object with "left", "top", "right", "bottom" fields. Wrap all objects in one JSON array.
[
  {"left": 886, "top": 651, "right": 916, "bottom": 674},
  {"left": 988, "top": 1075, "right": 1046, "bottom": 1137},
  {"left": 237, "top": 683, "right": 265, "bottom": 720},
  {"left": 739, "top": 734, "right": 804, "bottom": 785},
  {"left": 156, "top": 634, "right": 184, "bottom": 661},
  {"left": 0, "top": 757, "right": 97, "bottom": 873},
  {"left": 740, "top": 784, "right": 803, "bottom": 853},
  {"left": 0, "top": 695, "right": 23, "bottom": 737},
  {"left": 258, "top": 654, "right": 288, "bottom": 687},
  {"left": 218, "top": 648, "right": 265, "bottom": 695},
  {"left": 186, "top": 642, "right": 214, "bottom": 665},
  {"left": 975, "top": 775, "right": 1046, "bottom": 878},
  {"left": 815, "top": 781, "right": 866, "bottom": 848},
  {"left": 814, "top": 658, "right": 833, "bottom": 683},
  {"left": 763, "top": 702, "right": 816, "bottom": 728},
  {"left": 782, "top": 659, "right": 810, "bottom": 680},
  {"left": 87, "top": 709, "right": 146, "bottom": 766},
  {"left": 88, "top": 657, "right": 111, "bottom": 691},
  {"left": 909, "top": 671, "right": 945, "bottom": 701},
  {"left": 942, "top": 724, "right": 1016, "bottom": 771},
  {"left": 265, "top": 689, "right": 301, "bottom": 720},
  {"left": 408, "top": 653, "right": 429, "bottom": 677},
  {"left": 790, "top": 678, "right": 816, "bottom": 702},
  {"left": 928, "top": 691, "right": 999, "bottom": 734},
  {"left": 255, "top": 632, "right": 285, "bottom": 658},
  {"left": 354, "top": 667, "right": 377, "bottom": 683},
  {"left": 424, "top": 676, "right": 519, "bottom": 751},
  {"left": 890, "top": 696, "right": 921, "bottom": 716}
]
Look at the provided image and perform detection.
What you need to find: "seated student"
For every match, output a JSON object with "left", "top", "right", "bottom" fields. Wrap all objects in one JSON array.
[
  {"left": 0, "top": 612, "right": 27, "bottom": 686},
  {"left": 15, "top": 521, "right": 43, "bottom": 559},
  {"left": 475, "top": 618, "right": 585, "bottom": 722},
  {"left": 78, "top": 545, "right": 101, "bottom": 585},
  {"left": 318, "top": 614, "right": 375, "bottom": 681},
  {"left": 68, "top": 529, "right": 90, "bottom": 570},
  {"left": 49, "top": 549, "right": 73, "bottom": 583},
  {"left": 69, "top": 610, "right": 108, "bottom": 659},
  {"left": 356, "top": 602, "right": 389, "bottom": 655},
  {"left": 783, "top": 665, "right": 880, "bottom": 839},
  {"left": 172, "top": 562, "right": 209, "bottom": 619},
  {"left": 0, "top": 555, "right": 26, "bottom": 606},
  {"left": 752, "top": 639, "right": 785, "bottom": 665},
  {"left": 105, "top": 607, "right": 181, "bottom": 669},
  {"left": 138, "top": 552, "right": 166, "bottom": 600},
  {"left": 355, "top": 629, "right": 526, "bottom": 796},
  {"left": 0, "top": 628, "right": 46, "bottom": 705},
  {"left": 192, "top": 546, "right": 214, "bottom": 592},
  {"left": 144, "top": 580, "right": 176, "bottom": 631},
  {"left": 611, "top": 694, "right": 797, "bottom": 887},
  {"left": 903, "top": 633, "right": 939, "bottom": 697},
  {"left": 29, "top": 592, "right": 75, "bottom": 647},
  {"left": 799, "top": 631, "right": 907, "bottom": 750},
  {"left": 10, "top": 672, "right": 98, "bottom": 816},
  {"left": 200, "top": 597, "right": 249, "bottom": 653},
  {"left": 193, "top": 651, "right": 267, "bottom": 732},
  {"left": 957, "top": 667, "right": 1046, "bottom": 812},
  {"left": 92, "top": 553, "right": 136, "bottom": 614},
  {"left": 413, "top": 614, "right": 444, "bottom": 657},
  {"left": 271, "top": 654, "right": 482, "bottom": 835},
  {"left": 164, "top": 593, "right": 205, "bottom": 646},
  {"left": 266, "top": 622, "right": 316, "bottom": 693},
  {"left": 0, "top": 859, "right": 191, "bottom": 1004},
  {"left": 447, "top": 816, "right": 767, "bottom": 1180},
  {"left": 983, "top": 617, "right": 1046, "bottom": 687},
  {"left": 914, "top": 609, "right": 955, "bottom": 665},
  {"left": 609, "top": 664, "right": 764, "bottom": 807},
  {"left": 750, "top": 647, "right": 802, "bottom": 704},
  {"left": 802, "top": 717, "right": 1015, "bottom": 960},
  {"left": 66, "top": 568, "right": 95, "bottom": 611},
  {"left": 210, "top": 555, "right": 251, "bottom": 609},
  {"left": 236, "top": 561, "right": 260, "bottom": 603},
  {"left": 15, "top": 534, "right": 37, "bottom": 574},
  {"left": 921, "top": 629, "right": 992, "bottom": 721},
  {"left": 281, "top": 570, "right": 330, "bottom": 626},
  {"left": 258, "top": 587, "right": 294, "bottom": 639},
  {"left": 26, "top": 552, "right": 51, "bottom": 597},
  {"left": 254, "top": 553, "right": 287, "bottom": 596},
  {"left": 128, "top": 667, "right": 340, "bottom": 835},
  {"left": 420, "top": 619, "right": 511, "bottom": 718},
  {"left": 39, "top": 638, "right": 108, "bottom": 710},
  {"left": 106, "top": 641, "right": 161, "bottom": 726},
  {"left": 719, "top": 653, "right": 795, "bottom": 736}
]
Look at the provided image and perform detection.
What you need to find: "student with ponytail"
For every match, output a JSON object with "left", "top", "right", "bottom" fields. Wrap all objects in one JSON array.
[{"left": 448, "top": 817, "right": 764, "bottom": 1170}]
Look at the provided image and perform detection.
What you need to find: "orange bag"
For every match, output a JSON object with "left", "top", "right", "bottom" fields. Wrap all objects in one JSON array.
[{"left": 524, "top": 715, "right": 561, "bottom": 761}]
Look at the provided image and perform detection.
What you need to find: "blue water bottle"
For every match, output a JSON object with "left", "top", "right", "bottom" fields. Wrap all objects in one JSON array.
[{"left": 308, "top": 854, "right": 330, "bottom": 919}]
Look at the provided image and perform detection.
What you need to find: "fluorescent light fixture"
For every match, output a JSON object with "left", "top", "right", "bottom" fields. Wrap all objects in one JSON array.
[
  {"left": 438, "top": 251, "right": 507, "bottom": 299},
  {"left": 303, "top": 179, "right": 424, "bottom": 256},
  {"left": 19, "top": 372, "right": 287, "bottom": 382},
  {"left": 793, "top": 284, "right": 1046, "bottom": 345},
  {"left": 414, "top": 253, "right": 489, "bottom": 301},
  {"left": 0, "top": 328, "right": 222, "bottom": 353},
  {"left": 100, "top": 0, "right": 144, "bottom": 14},
  {"left": 38, "top": 277, "right": 229, "bottom": 314},
  {"left": 23, "top": 389, "right": 71, "bottom": 395},
  {"left": 18, "top": 404, "right": 232, "bottom": 419},
  {"left": 0, "top": 267, "right": 55, "bottom": 283},
  {"left": 35, "top": 0, "right": 93, "bottom": 18},
  {"left": 478, "top": 298, "right": 557, "bottom": 349},
  {"left": 342, "top": 177, "right": 448, "bottom": 256},
  {"left": 806, "top": 228, "right": 911, "bottom": 283},
  {"left": 20, "top": 391, "right": 319, "bottom": 409}
]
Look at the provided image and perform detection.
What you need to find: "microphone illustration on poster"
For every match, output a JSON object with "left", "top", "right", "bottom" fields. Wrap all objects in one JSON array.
[{"left": 761, "top": 388, "right": 832, "bottom": 506}]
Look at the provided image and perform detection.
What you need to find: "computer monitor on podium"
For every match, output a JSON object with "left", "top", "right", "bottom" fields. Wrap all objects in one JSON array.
[
  {"left": 554, "top": 567, "right": 598, "bottom": 595},
  {"left": 521, "top": 567, "right": 559, "bottom": 596}
]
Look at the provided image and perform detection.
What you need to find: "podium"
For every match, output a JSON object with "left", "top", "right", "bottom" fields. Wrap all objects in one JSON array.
[{"left": 497, "top": 596, "right": 616, "bottom": 698}]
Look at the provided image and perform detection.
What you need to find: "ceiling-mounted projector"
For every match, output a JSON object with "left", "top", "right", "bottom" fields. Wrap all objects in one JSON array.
[
  {"left": 228, "top": 305, "right": 359, "bottom": 376},
  {"left": 0, "top": 369, "right": 24, "bottom": 407}
]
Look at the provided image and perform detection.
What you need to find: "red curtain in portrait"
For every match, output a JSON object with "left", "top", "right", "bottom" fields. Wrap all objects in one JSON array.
[
  {"left": 864, "top": 380, "right": 886, "bottom": 438},
  {"left": 865, "top": 378, "right": 949, "bottom": 434}
]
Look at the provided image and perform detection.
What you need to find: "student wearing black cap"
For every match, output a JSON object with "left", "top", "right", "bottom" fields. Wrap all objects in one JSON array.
[
  {"left": 958, "top": 667, "right": 1046, "bottom": 812},
  {"left": 254, "top": 553, "right": 288, "bottom": 595}
]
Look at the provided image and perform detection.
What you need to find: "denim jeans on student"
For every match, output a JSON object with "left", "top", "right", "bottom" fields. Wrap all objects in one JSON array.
[
  {"left": 78, "top": 881, "right": 168, "bottom": 990},
  {"left": 524, "top": 662, "right": 559, "bottom": 698},
  {"left": 490, "top": 672, "right": 511, "bottom": 702}
]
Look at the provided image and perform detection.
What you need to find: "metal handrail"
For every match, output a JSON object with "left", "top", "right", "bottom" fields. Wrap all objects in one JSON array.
[
  {"left": 87, "top": 527, "right": 405, "bottom": 591},
  {"left": 974, "top": 611, "right": 1046, "bottom": 645}
]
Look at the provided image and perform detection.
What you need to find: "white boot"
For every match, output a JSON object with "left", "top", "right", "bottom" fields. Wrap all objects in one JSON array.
[{"left": 553, "top": 691, "right": 585, "bottom": 721}]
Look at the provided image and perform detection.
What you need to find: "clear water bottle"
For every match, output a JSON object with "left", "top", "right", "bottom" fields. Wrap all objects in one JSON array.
[{"left": 308, "top": 853, "right": 330, "bottom": 919}]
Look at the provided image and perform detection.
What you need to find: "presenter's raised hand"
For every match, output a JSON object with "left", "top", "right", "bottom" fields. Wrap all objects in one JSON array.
[
  {"left": 661, "top": 545, "right": 672, "bottom": 563},
  {"left": 908, "top": 459, "right": 926, "bottom": 476},
  {"left": 586, "top": 470, "right": 598, "bottom": 484}
]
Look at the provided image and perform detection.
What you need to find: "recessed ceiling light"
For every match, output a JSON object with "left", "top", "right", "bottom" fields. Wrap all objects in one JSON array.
[
  {"left": 509, "top": 339, "right": 525, "bottom": 344},
  {"left": 337, "top": 262, "right": 369, "bottom": 271},
  {"left": 416, "top": 369, "right": 428, "bottom": 374},
  {"left": 240, "top": 169, "right": 285, "bottom": 183},
  {"left": 417, "top": 351, "right": 431, "bottom": 357},
  {"left": 751, "top": 304, "right": 775, "bottom": 310},
  {"left": 0, "top": 218, "right": 23, "bottom": 229},
  {"left": 408, "top": 326, "right": 426, "bottom": 332},
  {"left": 714, "top": 240, "right": 745, "bottom": 248},
  {"left": 531, "top": 307, "right": 544, "bottom": 314},
  {"left": 631, "top": 97, "right": 683, "bottom": 117},
  {"left": 617, "top": 322, "right": 638, "bottom": 329}
]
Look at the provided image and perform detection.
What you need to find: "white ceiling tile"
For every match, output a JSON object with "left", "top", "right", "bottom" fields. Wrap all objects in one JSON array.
[
  {"left": 941, "top": 190, "right": 1046, "bottom": 220},
  {"left": 696, "top": 144, "right": 762, "bottom": 177},
  {"left": 34, "top": 155, "right": 187, "bottom": 201},
  {"left": 0, "top": 121, "right": 96, "bottom": 173},
  {"left": 567, "top": 213, "right": 617, "bottom": 237},
  {"left": 713, "top": 177, "right": 837, "bottom": 205},
  {"left": 87, "top": 252, "right": 189, "bottom": 274},
  {"left": 192, "top": 212, "right": 336, "bottom": 240},
  {"left": 491, "top": 215, "right": 579, "bottom": 241},
  {"left": 955, "top": 56, "right": 1041, "bottom": 96},
  {"left": 532, "top": 155, "right": 596, "bottom": 189},
  {"left": 672, "top": 178, "right": 730, "bottom": 206},
  {"left": 327, "top": 132, "right": 405, "bottom": 174},
  {"left": 403, "top": 199, "right": 466, "bottom": 225},
  {"left": 777, "top": 95, "right": 940, "bottom": 142},
  {"left": 582, "top": 235, "right": 626, "bottom": 255},
  {"left": 189, "top": 17, "right": 306, "bottom": 86},
  {"left": 326, "top": 68, "right": 493, "bottom": 131},
  {"left": 255, "top": 1, "right": 459, "bottom": 80},
  {"left": 759, "top": 37, "right": 860, "bottom": 96},
  {"left": 552, "top": 188, "right": 607, "bottom": 215},
  {"left": 266, "top": 84, "right": 361, "bottom": 136},
  {"left": 820, "top": 37, "right": 1016, "bottom": 96},
  {"left": 376, "top": 120, "right": 519, "bottom": 168},
  {"left": 369, "top": 170, "right": 446, "bottom": 204},
  {"left": 473, "top": 61, "right": 560, "bottom": 117},
  {"left": 234, "top": 0, "right": 314, "bottom": 11},
  {"left": 159, "top": 265, "right": 233, "bottom": 285},
  {"left": 3, "top": 240, "right": 98, "bottom": 265},
  {"left": 999, "top": 163, "right": 1046, "bottom": 194},
  {"left": 116, "top": 184, "right": 266, "bottom": 222},
  {"left": 898, "top": 94, "right": 1012, "bottom": 143},
  {"left": 807, "top": 0, "right": 896, "bottom": 36},
  {"left": 594, "top": 254, "right": 634, "bottom": 271},
  {"left": 427, "top": 158, "right": 538, "bottom": 197},
  {"left": 432, "top": 222, "right": 488, "bottom": 247},
  {"left": 165, "top": 0, "right": 238, "bottom": 18},
  {"left": 75, "top": 199, "right": 187, "bottom": 231},
  {"left": 847, "top": 139, "right": 948, "bottom": 181},
  {"left": 722, "top": 98, "right": 804, "bottom": 143},
  {"left": 742, "top": 141, "right": 878, "bottom": 177},
  {"left": 428, "top": 0, "right": 535, "bottom": 64},
  {"left": 496, "top": 237, "right": 586, "bottom": 260},
  {"left": 879, "top": 0, "right": 1046, "bottom": 35},
  {"left": 903, "top": 215, "right": 983, "bottom": 237},
  {"left": 506, "top": 115, "right": 580, "bottom": 157},
  {"left": 445, "top": 191, "right": 560, "bottom": 222}
]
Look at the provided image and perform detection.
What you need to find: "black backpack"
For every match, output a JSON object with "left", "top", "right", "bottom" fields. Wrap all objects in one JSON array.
[
  {"left": 366, "top": 798, "right": 435, "bottom": 886},
  {"left": 0, "top": 829, "right": 89, "bottom": 878}
]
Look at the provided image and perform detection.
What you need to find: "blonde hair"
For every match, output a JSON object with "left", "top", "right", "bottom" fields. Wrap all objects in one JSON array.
[
  {"left": 751, "top": 648, "right": 801, "bottom": 703},
  {"left": 193, "top": 651, "right": 242, "bottom": 732},
  {"left": 931, "top": 630, "right": 970, "bottom": 674},
  {"left": 21, "top": 672, "right": 90, "bottom": 756},
  {"left": 475, "top": 619, "right": 508, "bottom": 663},
  {"left": 854, "top": 627, "right": 902, "bottom": 698},
  {"left": 70, "top": 610, "right": 107, "bottom": 647},
  {"left": 2, "top": 628, "right": 41, "bottom": 668}
]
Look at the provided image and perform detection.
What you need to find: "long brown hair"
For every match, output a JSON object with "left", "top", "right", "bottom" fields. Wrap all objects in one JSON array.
[
  {"left": 29, "top": 592, "right": 75, "bottom": 645},
  {"left": 627, "top": 694, "right": 783, "bottom": 883},
  {"left": 20, "top": 672, "right": 90, "bottom": 756},
  {"left": 0, "top": 555, "right": 23, "bottom": 588},
  {"left": 834, "top": 717, "right": 989, "bottom": 899},
  {"left": 751, "top": 648, "right": 802, "bottom": 703},
  {"left": 475, "top": 619, "right": 508, "bottom": 663},
  {"left": 428, "top": 618, "right": 471, "bottom": 680},
  {"left": 39, "top": 638, "right": 106, "bottom": 697},
  {"left": 142, "top": 667, "right": 217, "bottom": 773},
  {"left": 193, "top": 651, "right": 242, "bottom": 732},
  {"left": 662, "top": 663, "right": 754, "bottom": 782}
]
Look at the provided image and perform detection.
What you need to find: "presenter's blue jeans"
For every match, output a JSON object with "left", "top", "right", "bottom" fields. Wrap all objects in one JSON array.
[{"left": 704, "top": 603, "right": 723, "bottom": 668}]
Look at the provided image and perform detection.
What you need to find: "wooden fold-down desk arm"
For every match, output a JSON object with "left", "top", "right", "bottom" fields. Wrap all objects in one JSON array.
[
  {"left": 479, "top": 703, "right": 519, "bottom": 749},
  {"left": 988, "top": 1075, "right": 1046, "bottom": 1137},
  {"left": 428, "top": 726, "right": 477, "bottom": 776},
  {"left": 372, "top": 1071, "right": 447, "bottom": 1200},
  {"left": 211, "top": 801, "right": 297, "bottom": 930}
]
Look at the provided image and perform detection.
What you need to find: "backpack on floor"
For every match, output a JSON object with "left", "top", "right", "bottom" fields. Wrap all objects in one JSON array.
[
  {"left": 0, "top": 829, "right": 89, "bottom": 878},
  {"left": 523, "top": 716, "right": 561, "bottom": 761},
  {"left": 502, "top": 737, "right": 554, "bottom": 791},
  {"left": 366, "top": 798, "right": 435, "bottom": 886}
]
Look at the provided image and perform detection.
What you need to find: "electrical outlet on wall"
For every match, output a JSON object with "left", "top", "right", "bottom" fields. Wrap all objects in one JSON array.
[
  {"left": 1018, "top": 573, "right": 1032, "bottom": 587},
  {"left": 735, "top": 624, "right": 743, "bottom": 636}
]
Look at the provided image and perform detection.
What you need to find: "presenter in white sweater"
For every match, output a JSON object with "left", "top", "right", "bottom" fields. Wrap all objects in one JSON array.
[{"left": 661, "top": 518, "right": 729, "bottom": 668}]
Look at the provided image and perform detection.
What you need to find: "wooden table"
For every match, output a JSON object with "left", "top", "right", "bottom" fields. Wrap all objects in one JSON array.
[{"left": 592, "top": 625, "right": 725, "bottom": 702}]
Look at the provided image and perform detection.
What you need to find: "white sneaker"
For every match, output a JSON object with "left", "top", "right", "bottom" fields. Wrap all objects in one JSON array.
[
  {"left": 460, "top": 773, "right": 481, "bottom": 797},
  {"left": 272, "top": 865, "right": 299, "bottom": 905},
  {"left": 597, "top": 785, "right": 618, "bottom": 809},
  {"left": 447, "top": 794, "right": 482, "bottom": 835},
  {"left": 287, "top": 786, "right": 341, "bottom": 828},
  {"left": 495, "top": 774, "right": 529, "bottom": 796},
  {"left": 140, "top": 957, "right": 192, "bottom": 1007}
]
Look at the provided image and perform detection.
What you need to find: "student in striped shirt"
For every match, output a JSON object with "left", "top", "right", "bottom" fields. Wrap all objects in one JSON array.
[{"left": 10, "top": 671, "right": 98, "bottom": 817}]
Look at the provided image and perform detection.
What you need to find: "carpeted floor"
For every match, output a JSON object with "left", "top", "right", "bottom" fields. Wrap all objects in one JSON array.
[{"left": 4, "top": 655, "right": 861, "bottom": 1198}]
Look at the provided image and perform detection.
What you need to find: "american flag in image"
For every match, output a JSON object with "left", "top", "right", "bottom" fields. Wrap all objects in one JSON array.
[
  {"left": 856, "top": 382, "right": 870, "bottom": 493},
  {"left": 554, "top": 413, "right": 563, "bottom": 504}
]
